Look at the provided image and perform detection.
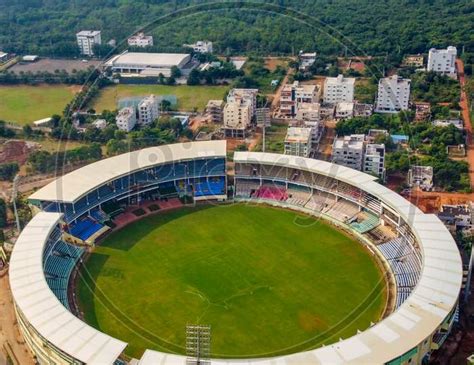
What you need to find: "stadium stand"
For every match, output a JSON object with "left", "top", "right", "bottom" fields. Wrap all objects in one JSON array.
[
  {"left": 252, "top": 185, "right": 288, "bottom": 201},
  {"left": 69, "top": 218, "right": 104, "bottom": 241},
  {"left": 349, "top": 211, "right": 380, "bottom": 233},
  {"left": 44, "top": 240, "right": 84, "bottom": 309},
  {"left": 194, "top": 177, "right": 226, "bottom": 197},
  {"left": 12, "top": 144, "right": 461, "bottom": 365}
]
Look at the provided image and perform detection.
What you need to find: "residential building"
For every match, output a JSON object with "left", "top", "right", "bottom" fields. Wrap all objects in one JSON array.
[
  {"left": 299, "top": 52, "right": 317, "bottom": 71},
  {"left": 402, "top": 55, "right": 424, "bottom": 68},
  {"left": 138, "top": 95, "right": 159, "bottom": 125},
  {"left": 22, "top": 55, "right": 39, "bottom": 62},
  {"left": 408, "top": 166, "right": 433, "bottom": 191},
  {"left": 116, "top": 107, "right": 136, "bottom": 132},
  {"left": 205, "top": 100, "right": 224, "bottom": 123},
  {"left": 320, "top": 103, "right": 336, "bottom": 119},
  {"left": 427, "top": 46, "right": 457, "bottom": 78},
  {"left": 364, "top": 143, "right": 386, "bottom": 179},
  {"left": 185, "top": 41, "right": 213, "bottom": 53},
  {"left": 332, "top": 134, "right": 365, "bottom": 171},
  {"left": 227, "top": 88, "right": 258, "bottom": 118},
  {"left": 104, "top": 51, "right": 191, "bottom": 77},
  {"left": 0, "top": 52, "right": 8, "bottom": 63},
  {"left": 128, "top": 32, "right": 154, "bottom": 48},
  {"left": 367, "top": 129, "right": 389, "bottom": 143},
  {"left": 76, "top": 30, "right": 101, "bottom": 56},
  {"left": 280, "top": 81, "right": 319, "bottom": 117},
  {"left": 353, "top": 103, "right": 373, "bottom": 117},
  {"left": 414, "top": 102, "right": 431, "bottom": 121},
  {"left": 323, "top": 75, "right": 355, "bottom": 104},
  {"left": 375, "top": 75, "right": 411, "bottom": 113},
  {"left": 438, "top": 204, "right": 473, "bottom": 234},
  {"left": 93, "top": 119, "right": 107, "bottom": 130},
  {"left": 391, "top": 134, "right": 410, "bottom": 145},
  {"left": 223, "top": 99, "right": 252, "bottom": 138},
  {"left": 432, "top": 119, "right": 463, "bottom": 129},
  {"left": 335, "top": 102, "right": 354, "bottom": 119},
  {"left": 296, "top": 102, "right": 320, "bottom": 122},
  {"left": 284, "top": 127, "right": 313, "bottom": 157}
]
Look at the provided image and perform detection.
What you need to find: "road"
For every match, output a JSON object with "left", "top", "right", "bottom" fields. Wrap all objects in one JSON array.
[{"left": 456, "top": 58, "right": 474, "bottom": 189}]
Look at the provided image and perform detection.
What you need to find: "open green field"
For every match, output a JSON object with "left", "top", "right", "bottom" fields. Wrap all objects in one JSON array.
[
  {"left": 90, "top": 84, "right": 229, "bottom": 113},
  {"left": 77, "top": 204, "right": 386, "bottom": 359},
  {"left": 0, "top": 84, "right": 79, "bottom": 125}
]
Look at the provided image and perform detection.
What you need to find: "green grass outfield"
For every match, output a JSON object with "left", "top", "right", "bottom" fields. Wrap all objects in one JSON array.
[
  {"left": 0, "top": 84, "right": 79, "bottom": 125},
  {"left": 90, "top": 84, "right": 229, "bottom": 113},
  {"left": 77, "top": 204, "right": 386, "bottom": 359}
]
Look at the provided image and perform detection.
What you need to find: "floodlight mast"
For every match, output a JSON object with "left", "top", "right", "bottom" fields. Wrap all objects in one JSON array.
[{"left": 186, "top": 324, "right": 211, "bottom": 365}]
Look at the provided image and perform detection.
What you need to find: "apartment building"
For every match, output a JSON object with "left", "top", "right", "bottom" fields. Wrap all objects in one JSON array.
[
  {"left": 353, "top": 103, "right": 374, "bottom": 117},
  {"left": 284, "top": 127, "right": 313, "bottom": 157},
  {"left": 408, "top": 166, "right": 433, "bottom": 191},
  {"left": 185, "top": 41, "right": 213, "bottom": 53},
  {"left": 299, "top": 52, "right": 317, "bottom": 71},
  {"left": 427, "top": 46, "right": 457, "bottom": 78},
  {"left": 128, "top": 32, "right": 154, "bottom": 47},
  {"left": 335, "top": 102, "right": 354, "bottom": 120},
  {"left": 323, "top": 75, "right": 355, "bottom": 104},
  {"left": 296, "top": 102, "right": 320, "bottom": 122},
  {"left": 116, "top": 107, "right": 136, "bottom": 132},
  {"left": 364, "top": 143, "right": 386, "bottom": 180},
  {"left": 227, "top": 88, "right": 258, "bottom": 118},
  {"left": 223, "top": 99, "right": 252, "bottom": 138},
  {"left": 205, "top": 100, "right": 224, "bottom": 123},
  {"left": 76, "top": 30, "right": 101, "bottom": 56},
  {"left": 332, "top": 134, "right": 365, "bottom": 171},
  {"left": 375, "top": 75, "right": 411, "bottom": 113},
  {"left": 280, "top": 81, "right": 319, "bottom": 117},
  {"left": 138, "top": 95, "right": 159, "bottom": 125}
]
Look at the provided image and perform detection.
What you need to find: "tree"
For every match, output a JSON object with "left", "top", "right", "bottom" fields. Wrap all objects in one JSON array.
[
  {"left": 0, "top": 163, "right": 19, "bottom": 181},
  {"left": 170, "top": 66, "right": 182, "bottom": 79},
  {"left": 0, "top": 198, "right": 7, "bottom": 228}
]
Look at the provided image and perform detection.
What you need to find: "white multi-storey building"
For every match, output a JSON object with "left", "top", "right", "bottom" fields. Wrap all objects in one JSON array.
[
  {"left": 223, "top": 99, "right": 252, "bottom": 138},
  {"left": 299, "top": 52, "right": 317, "bottom": 71},
  {"left": 128, "top": 32, "right": 154, "bottom": 48},
  {"left": 427, "top": 46, "right": 457, "bottom": 78},
  {"left": 280, "top": 81, "right": 320, "bottom": 117},
  {"left": 323, "top": 75, "right": 355, "bottom": 104},
  {"left": 284, "top": 127, "right": 313, "bottom": 157},
  {"left": 364, "top": 143, "right": 386, "bottom": 180},
  {"left": 335, "top": 102, "right": 354, "bottom": 120},
  {"left": 227, "top": 88, "right": 258, "bottom": 118},
  {"left": 76, "top": 30, "right": 101, "bottom": 56},
  {"left": 138, "top": 95, "right": 159, "bottom": 125},
  {"left": 185, "top": 41, "right": 213, "bottom": 53},
  {"left": 116, "top": 107, "right": 136, "bottom": 132},
  {"left": 332, "top": 134, "right": 365, "bottom": 171},
  {"left": 375, "top": 75, "right": 411, "bottom": 113},
  {"left": 296, "top": 102, "right": 320, "bottom": 122}
]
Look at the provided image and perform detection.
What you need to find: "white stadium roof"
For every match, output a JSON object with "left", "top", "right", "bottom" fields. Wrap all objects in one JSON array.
[
  {"left": 9, "top": 212, "right": 127, "bottom": 364},
  {"left": 11, "top": 148, "right": 462, "bottom": 364},
  {"left": 105, "top": 51, "right": 190, "bottom": 68},
  {"left": 29, "top": 141, "right": 227, "bottom": 203}
]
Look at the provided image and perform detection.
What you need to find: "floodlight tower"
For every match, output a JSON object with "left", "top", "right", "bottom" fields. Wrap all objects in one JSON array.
[{"left": 186, "top": 324, "right": 211, "bottom": 365}]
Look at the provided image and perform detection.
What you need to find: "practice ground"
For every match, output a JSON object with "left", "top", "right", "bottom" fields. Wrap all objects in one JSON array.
[
  {"left": 90, "top": 84, "right": 229, "bottom": 113},
  {"left": 0, "top": 84, "right": 79, "bottom": 125},
  {"left": 77, "top": 204, "right": 386, "bottom": 359}
]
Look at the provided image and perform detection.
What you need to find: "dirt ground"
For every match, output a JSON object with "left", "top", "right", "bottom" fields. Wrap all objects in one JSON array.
[
  {"left": 456, "top": 59, "right": 474, "bottom": 190},
  {"left": 0, "top": 140, "right": 38, "bottom": 165},
  {"left": 264, "top": 57, "right": 290, "bottom": 72},
  {"left": 9, "top": 58, "right": 101, "bottom": 73},
  {"left": 407, "top": 190, "right": 474, "bottom": 213},
  {"left": 315, "top": 120, "right": 336, "bottom": 160},
  {"left": 337, "top": 57, "right": 367, "bottom": 73},
  {"left": 0, "top": 274, "right": 35, "bottom": 365}
]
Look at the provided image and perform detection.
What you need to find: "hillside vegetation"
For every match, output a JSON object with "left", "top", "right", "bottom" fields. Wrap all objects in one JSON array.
[{"left": 0, "top": 0, "right": 472, "bottom": 58}]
